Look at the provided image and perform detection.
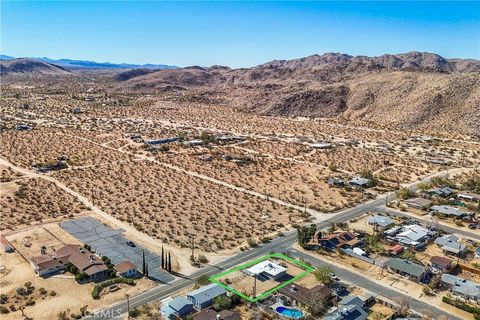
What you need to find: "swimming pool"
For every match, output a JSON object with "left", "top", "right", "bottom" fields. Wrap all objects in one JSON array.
[{"left": 275, "top": 306, "right": 303, "bottom": 319}]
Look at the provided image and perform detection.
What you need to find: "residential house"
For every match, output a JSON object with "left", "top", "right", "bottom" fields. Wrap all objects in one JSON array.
[
  {"left": 244, "top": 260, "right": 287, "bottom": 280},
  {"left": 434, "top": 235, "right": 467, "bottom": 256},
  {"left": 429, "top": 205, "right": 469, "bottom": 218},
  {"left": 31, "top": 244, "right": 108, "bottom": 281},
  {"left": 312, "top": 142, "right": 333, "bottom": 149},
  {"left": 457, "top": 192, "right": 480, "bottom": 203},
  {"left": 323, "top": 300, "right": 368, "bottom": 320},
  {"left": 328, "top": 177, "right": 345, "bottom": 188},
  {"left": 186, "top": 283, "right": 226, "bottom": 310},
  {"left": 183, "top": 139, "right": 203, "bottom": 147},
  {"left": 441, "top": 274, "right": 480, "bottom": 302},
  {"left": 0, "top": 236, "right": 13, "bottom": 252},
  {"left": 367, "top": 215, "right": 395, "bottom": 230},
  {"left": 349, "top": 177, "right": 370, "bottom": 188},
  {"left": 278, "top": 283, "right": 333, "bottom": 309},
  {"left": 193, "top": 309, "right": 241, "bottom": 320},
  {"left": 384, "top": 258, "right": 428, "bottom": 282},
  {"left": 114, "top": 261, "right": 138, "bottom": 278},
  {"left": 393, "top": 225, "right": 435, "bottom": 249},
  {"left": 319, "top": 232, "right": 360, "bottom": 251},
  {"left": 146, "top": 137, "right": 180, "bottom": 145},
  {"left": 475, "top": 247, "right": 480, "bottom": 259},
  {"left": 161, "top": 297, "right": 194, "bottom": 319},
  {"left": 15, "top": 124, "right": 32, "bottom": 131},
  {"left": 404, "top": 198, "right": 432, "bottom": 210},
  {"left": 430, "top": 187, "right": 455, "bottom": 198},
  {"left": 430, "top": 256, "right": 453, "bottom": 272}
]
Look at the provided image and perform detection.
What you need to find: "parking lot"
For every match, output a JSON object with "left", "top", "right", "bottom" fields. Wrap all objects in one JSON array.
[{"left": 60, "top": 217, "right": 174, "bottom": 283}]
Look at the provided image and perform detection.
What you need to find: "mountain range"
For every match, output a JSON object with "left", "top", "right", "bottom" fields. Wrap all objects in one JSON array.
[
  {"left": 114, "top": 52, "right": 480, "bottom": 135},
  {"left": 0, "top": 54, "right": 177, "bottom": 70},
  {"left": 2, "top": 52, "right": 479, "bottom": 135}
]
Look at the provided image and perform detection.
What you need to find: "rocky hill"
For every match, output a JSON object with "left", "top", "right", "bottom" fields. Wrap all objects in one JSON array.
[
  {"left": 0, "top": 58, "right": 71, "bottom": 75},
  {"left": 115, "top": 52, "right": 480, "bottom": 135}
]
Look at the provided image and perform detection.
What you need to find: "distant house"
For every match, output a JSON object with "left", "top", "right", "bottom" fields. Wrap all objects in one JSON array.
[
  {"left": 244, "top": 260, "right": 287, "bottom": 280},
  {"left": 385, "top": 258, "right": 428, "bottom": 282},
  {"left": 434, "top": 234, "right": 467, "bottom": 256},
  {"left": 0, "top": 236, "right": 13, "bottom": 253},
  {"left": 279, "top": 284, "right": 333, "bottom": 309},
  {"left": 457, "top": 192, "right": 480, "bottom": 203},
  {"left": 319, "top": 232, "right": 360, "bottom": 251},
  {"left": 15, "top": 124, "right": 32, "bottom": 131},
  {"left": 475, "top": 247, "right": 480, "bottom": 259},
  {"left": 161, "top": 297, "right": 194, "bottom": 319},
  {"left": 349, "top": 177, "right": 370, "bottom": 188},
  {"left": 31, "top": 244, "right": 108, "bottom": 281},
  {"left": 441, "top": 274, "right": 480, "bottom": 302},
  {"left": 429, "top": 187, "right": 455, "bottom": 198},
  {"left": 430, "top": 256, "right": 453, "bottom": 272},
  {"left": 367, "top": 215, "right": 395, "bottom": 230},
  {"left": 193, "top": 309, "right": 241, "bottom": 320},
  {"left": 404, "top": 198, "right": 432, "bottom": 210},
  {"left": 328, "top": 177, "right": 345, "bottom": 188},
  {"left": 183, "top": 139, "right": 203, "bottom": 147},
  {"left": 389, "top": 244, "right": 404, "bottom": 256},
  {"left": 186, "top": 283, "right": 226, "bottom": 310},
  {"left": 145, "top": 137, "right": 180, "bottom": 145},
  {"left": 311, "top": 142, "right": 333, "bottom": 149},
  {"left": 429, "top": 205, "right": 469, "bottom": 218},
  {"left": 84, "top": 95, "right": 95, "bottom": 102},
  {"left": 393, "top": 225, "right": 435, "bottom": 249},
  {"left": 114, "top": 261, "right": 138, "bottom": 278},
  {"left": 72, "top": 107, "right": 84, "bottom": 114}
]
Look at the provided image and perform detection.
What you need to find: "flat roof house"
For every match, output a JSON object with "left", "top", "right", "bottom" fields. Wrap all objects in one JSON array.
[
  {"left": 323, "top": 304, "right": 368, "bottom": 320},
  {"left": 404, "top": 198, "right": 432, "bottom": 210},
  {"left": 394, "top": 225, "right": 434, "bottom": 249},
  {"left": 244, "top": 260, "right": 287, "bottom": 280},
  {"left": 186, "top": 283, "right": 226, "bottom": 310},
  {"left": 434, "top": 234, "right": 467, "bottom": 256},
  {"left": 430, "top": 187, "right": 455, "bottom": 198},
  {"left": 367, "top": 215, "right": 395, "bottom": 229},
  {"left": 441, "top": 274, "right": 480, "bottom": 302},
  {"left": 429, "top": 205, "right": 469, "bottom": 218},
  {"left": 161, "top": 297, "right": 194, "bottom": 320},
  {"left": 349, "top": 177, "right": 370, "bottom": 188},
  {"left": 385, "top": 258, "right": 428, "bottom": 282}
]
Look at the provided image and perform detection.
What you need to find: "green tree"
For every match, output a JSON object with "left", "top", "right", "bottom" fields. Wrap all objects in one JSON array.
[
  {"left": 212, "top": 295, "right": 232, "bottom": 311},
  {"left": 359, "top": 169, "right": 379, "bottom": 187},
  {"left": 365, "top": 235, "right": 383, "bottom": 253},
  {"left": 313, "top": 266, "right": 334, "bottom": 285},
  {"left": 297, "top": 224, "right": 316, "bottom": 248},
  {"left": 396, "top": 188, "right": 415, "bottom": 200},
  {"left": 401, "top": 250, "right": 416, "bottom": 262},
  {"left": 196, "top": 274, "right": 210, "bottom": 286}
]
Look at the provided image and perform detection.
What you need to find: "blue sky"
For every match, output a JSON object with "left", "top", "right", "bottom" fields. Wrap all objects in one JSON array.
[{"left": 1, "top": 1, "right": 479, "bottom": 67}]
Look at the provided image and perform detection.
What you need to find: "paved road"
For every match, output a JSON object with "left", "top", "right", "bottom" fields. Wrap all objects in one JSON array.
[{"left": 85, "top": 169, "right": 469, "bottom": 319}]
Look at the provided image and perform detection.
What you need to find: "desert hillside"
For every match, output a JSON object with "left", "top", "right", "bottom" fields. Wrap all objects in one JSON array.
[
  {"left": 115, "top": 52, "right": 480, "bottom": 135},
  {"left": 0, "top": 58, "right": 71, "bottom": 75}
]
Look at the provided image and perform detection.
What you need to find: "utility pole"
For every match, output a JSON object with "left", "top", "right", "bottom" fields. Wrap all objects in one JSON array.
[
  {"left": 385, "top": 192, "right": 389, "bottom": 206},
  {"left": 252, "top": 275, "right": 257, "bottom": 298},
  {"left": 126, "top": 294, "right": 130, "bottom": 319},
  {"left": 190, "top": 234, "right": 196, "bottom": 260}
]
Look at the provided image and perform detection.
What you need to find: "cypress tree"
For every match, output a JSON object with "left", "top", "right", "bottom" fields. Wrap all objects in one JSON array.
[
  {"left": 142, "top": 250, "right": 146, "bottom": 275},
  {"left": 168, "top": 252, "right": 172, "bottom": 272},
  {"left": 161, "top": 246, "right": 165, "bottom": 269}
]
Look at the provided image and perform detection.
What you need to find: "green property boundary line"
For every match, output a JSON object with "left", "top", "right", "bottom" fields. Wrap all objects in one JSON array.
[{"left": 209, "top": 253, "right": 315, "bottom": 302}]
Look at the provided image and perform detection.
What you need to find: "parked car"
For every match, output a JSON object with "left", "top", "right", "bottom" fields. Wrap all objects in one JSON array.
[
  {"left": 468, "top": 223, "right": 478, "bottom": 229},
  {"left": 126, "top": 241, "right": 136, "bottom": 247}
]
